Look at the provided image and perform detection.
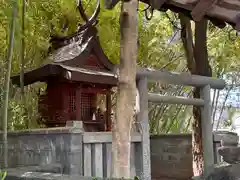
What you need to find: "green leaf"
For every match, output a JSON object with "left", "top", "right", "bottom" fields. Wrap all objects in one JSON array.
[{"left": 2, "top": 171, "right": 7, "bottom": 180}]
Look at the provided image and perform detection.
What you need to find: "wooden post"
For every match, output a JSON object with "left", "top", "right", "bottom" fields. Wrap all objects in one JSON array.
[
  {"left": 137, "top": 77, "right": 151, "bottom": 180},
  {"left": 200, "top": 85, "right": 214, "bottom": 173},
  {"left": 106, "top": 91, "right": 112, "bottom": 131}
]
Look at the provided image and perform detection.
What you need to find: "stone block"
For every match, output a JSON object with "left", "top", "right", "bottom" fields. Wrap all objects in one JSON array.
[
  {"left": 214, "top": 131, "right": 239, "bottom": 147},
  {"left": 218, "top": 146, "right": 240, "bottom": 164},
  {"left": 66, "top": 121, "right": 83, "bottom": 128},
  {"left": 5, "top": 167, "right": 134, "bottom": 180},
  {"left": 192, "top": 166, "right": 237, "bottom": 180}
]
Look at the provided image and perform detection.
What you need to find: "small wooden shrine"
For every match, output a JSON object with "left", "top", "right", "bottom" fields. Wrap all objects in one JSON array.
[{"left": 11, "top": 4, "right": 117, "bottom": 131}]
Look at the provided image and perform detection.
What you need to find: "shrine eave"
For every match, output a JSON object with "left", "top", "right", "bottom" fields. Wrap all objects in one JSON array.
[
  {"left": 11, "top": 63, "right": 118, "bottom": 87},
  {"left": 141, "top": 0, "right": 240, "bottom": 30}
]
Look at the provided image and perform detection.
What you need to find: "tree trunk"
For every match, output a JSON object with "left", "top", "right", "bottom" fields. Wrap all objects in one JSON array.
[
  {"left": 179, "top": 14, "right": 195, "bottom": 73},
  {"left": 111, "top": 0, "right": 139, "bottom": 178},
  {"left": 192, "top": 18, "right": 212, "bottom": 176},
  {"left": 2, "top": 0, "right": 18, "bottom": 168},
  {"left": 180, "top": 14, "right": 212, "bottom": 176}
]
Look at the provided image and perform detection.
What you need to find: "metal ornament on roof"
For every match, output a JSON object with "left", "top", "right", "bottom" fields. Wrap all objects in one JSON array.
[
  {"left": 51, "top": 33, "right": 93, "bottom": 62},
  {"left": 50, "top": 0, "right": 100, "bottom": 62}
]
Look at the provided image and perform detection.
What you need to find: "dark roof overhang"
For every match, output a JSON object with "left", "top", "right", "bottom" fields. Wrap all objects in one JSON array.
[{"left": 11, "top": 63, "right": 118, "bottom": 87}]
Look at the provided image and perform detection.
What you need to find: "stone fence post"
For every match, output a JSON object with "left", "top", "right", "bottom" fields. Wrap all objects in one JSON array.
[{"left": 65, "top": 121, "right": 84, "bottom": 175}]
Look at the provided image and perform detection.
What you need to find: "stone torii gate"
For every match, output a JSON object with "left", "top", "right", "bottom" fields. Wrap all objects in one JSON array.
[{"left": 135, "top": 69, "right": 225, "bottom": 179}]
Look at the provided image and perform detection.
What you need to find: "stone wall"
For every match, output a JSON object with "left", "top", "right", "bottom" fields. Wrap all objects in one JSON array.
[
  {"left": 5, "top": 166, "right": 133, "bottom": 180},
  {"left": 150, "top": 133, "right": 224, "bottom": 180},
  {"left": 150, "top": 134, "right": 192, "bottom": 180},
  {"left": 0, "top": 126, "right": 83, "bottom": 175},
  {"left": 0, "top": 127, "right": 228, "bottom": 180}
]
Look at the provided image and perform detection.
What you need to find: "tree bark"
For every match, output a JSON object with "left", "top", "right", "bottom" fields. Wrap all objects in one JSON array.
[
  {"left": 111, "top": 0, "right": 139, "bottom": 178},
  {"left": 192, "top": 18, "right": 212, "bottom": 176},
  {"left": 180, "top": 14, "right": 212, "bottom": 176},
  {"left": 179, "top": 14, "right": 195, "bottom": 73}
]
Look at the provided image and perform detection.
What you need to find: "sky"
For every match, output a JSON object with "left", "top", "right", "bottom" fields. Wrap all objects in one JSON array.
[
  {"left": 212, "top": 72, "right": 240, "bottom": 108},
  {"left": 211, "top": 87, "right": 240, "bottom": 108},
  {"left": 211, "top": 73, "right": 240, "bottom": 129}
]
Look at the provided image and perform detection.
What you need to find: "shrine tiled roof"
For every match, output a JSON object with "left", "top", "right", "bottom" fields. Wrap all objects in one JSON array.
[{"left": 11, "top": 0, "right": 119, "bottom": 87}]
